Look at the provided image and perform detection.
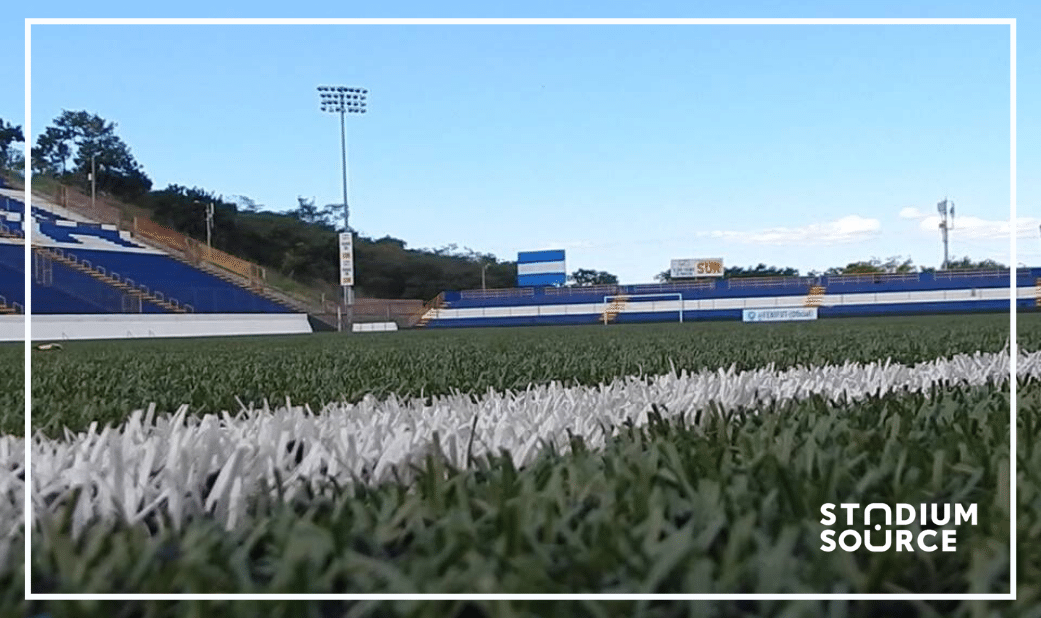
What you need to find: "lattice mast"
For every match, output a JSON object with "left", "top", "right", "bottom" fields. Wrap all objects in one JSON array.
[{"left": 937, "top": 198, "right": 954, "bottom": 269}]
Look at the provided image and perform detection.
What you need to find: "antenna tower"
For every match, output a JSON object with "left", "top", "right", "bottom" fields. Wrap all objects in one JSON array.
[{"left": 937, "top": 198, "right": 954, "bottom": 269}]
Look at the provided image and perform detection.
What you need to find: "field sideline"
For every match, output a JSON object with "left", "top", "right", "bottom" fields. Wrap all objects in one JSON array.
[
  {"left": 21, "top": 312, "right": 1034, "bottom": 436},
  {"left": 1, "top": 313, "right": 1038, "bottom": 616}
]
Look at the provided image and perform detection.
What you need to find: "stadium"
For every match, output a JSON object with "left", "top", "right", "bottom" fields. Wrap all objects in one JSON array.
[
  {"left": 0, "top": 175, "right": 1035, "bottom": 613},
  {"left": 1, "top": 16, "right": 1035, "bottom": 618},
  {"left": 0, "top": 188, "right": 1033, "bottom": 339}
]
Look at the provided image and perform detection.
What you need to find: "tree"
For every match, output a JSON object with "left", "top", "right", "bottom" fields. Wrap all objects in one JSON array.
[
  {"left": 34, "top": 110, "right": 152, "bottom": 200},
  {"left": 724, "top": 263, "right": 800, "bottom": 278},
  {"left": 944, "top": 256, "right": 1006, "bottom": 271},
  {"left": 568, "top": 269, "right": 618, "bottom": 286},
  {"left": 230, "top": 195, "right": 262, "bottom": 213},
  {"left": 826, "top": 255, "right": 918, "bottom": 275},
  {"left": 0, "top": 118, "right": 24, "bottom": 170},
  {"left": 291, "top": 197, "right": 349, "bottom": 232},
  {"left": 32, "top": 126, "right": 73, "bottom": 174},
  {"left": 321, "top": 203, "right": 346, "bottom": 232}
]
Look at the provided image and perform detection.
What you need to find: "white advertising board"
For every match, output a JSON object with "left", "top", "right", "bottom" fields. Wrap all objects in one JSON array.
[
  {"left": 742, "top": 307, "right": 818, "bottom": 322},
  {"left": 670, "top": 258, "right": 725, "bottom": 278},
  {"left": 339, "top": 232, "right": 354, "bottom": 286}
]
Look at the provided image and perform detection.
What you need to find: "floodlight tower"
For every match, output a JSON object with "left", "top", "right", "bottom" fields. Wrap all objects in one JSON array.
[
  {"left": 317, "top": 85, "right": 367, "bottom": 329},
  {"left": 937, "top": 198, "right": 954, "bottom": 269}
]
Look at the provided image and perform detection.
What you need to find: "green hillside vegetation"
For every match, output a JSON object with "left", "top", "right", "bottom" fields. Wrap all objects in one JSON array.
[{"left": 142, "top": 186, "right": 520, "bottom": 302}]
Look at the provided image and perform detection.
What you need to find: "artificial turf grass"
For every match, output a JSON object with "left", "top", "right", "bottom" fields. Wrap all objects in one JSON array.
[
  {"left": 29, "top": 313, "right": 1025, "bottom": 438},
  {"left": 24, "top": 380, "right": 1024, "bottom": 599}
]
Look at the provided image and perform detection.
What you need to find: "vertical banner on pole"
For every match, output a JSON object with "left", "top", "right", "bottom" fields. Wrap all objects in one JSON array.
[{"left": 339, "top": 232, "right": 354, "bottom": 286}]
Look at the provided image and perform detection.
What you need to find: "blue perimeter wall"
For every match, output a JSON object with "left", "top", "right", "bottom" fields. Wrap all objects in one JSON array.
[{"left": 426, "top": 269, "right": 1037, "bottom": 328}]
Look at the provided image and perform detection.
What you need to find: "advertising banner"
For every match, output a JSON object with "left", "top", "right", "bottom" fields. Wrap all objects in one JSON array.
[
  {"left": 742, "top": 307, "right": 818, "bottom": 322},
  {"left": 670, "top": 258, "right": 725, "bottom": 278},
  {"left": 339, "top": 232, "right": 354, "bottom": 286}
]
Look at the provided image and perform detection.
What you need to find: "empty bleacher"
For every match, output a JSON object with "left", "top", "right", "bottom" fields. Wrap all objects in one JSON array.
[
  {"left": 58, "top": 249, "right": 289, "bottom": 313},
  {"left": 0, "top": 188, "right": 298, "bottom": 316},
  {"left": 0, "top": 244, "right": 24, "bottom": 314}
]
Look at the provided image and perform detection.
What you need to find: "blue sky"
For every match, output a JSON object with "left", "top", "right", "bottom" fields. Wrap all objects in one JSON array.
[{"left": 6, "top": 2, "right": 1035, "bottom": 285}]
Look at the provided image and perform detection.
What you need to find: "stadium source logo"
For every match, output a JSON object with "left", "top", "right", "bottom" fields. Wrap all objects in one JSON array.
[{"left": 819, "top": 503, "right": 977, "bottom": 552}]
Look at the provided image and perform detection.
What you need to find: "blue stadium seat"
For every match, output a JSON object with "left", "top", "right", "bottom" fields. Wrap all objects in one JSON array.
[
  {"left": 36, "top": 221, "right": 144, "bottom": 249},
  {"left": 0, "top": 245, "right": 24, "bottom": 307},
  {"left": 64, "top": 248, "right": 292, "bottom": 313}
]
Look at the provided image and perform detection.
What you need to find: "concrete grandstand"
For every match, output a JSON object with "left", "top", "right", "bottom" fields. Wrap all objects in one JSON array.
[
  {"left": 2, "top": 184, "right": 1031, "bottom": 338},
  {"left": 413, "top": 269, "right": 1036, "bottom": 328},
  {"left": 0, "top": 187, "right": 313, "bottom": 340}
]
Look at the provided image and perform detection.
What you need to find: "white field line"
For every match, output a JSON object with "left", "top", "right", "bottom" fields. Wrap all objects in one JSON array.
[{"left": 1, "top": 349, "right": 1036, "bottom": 553}]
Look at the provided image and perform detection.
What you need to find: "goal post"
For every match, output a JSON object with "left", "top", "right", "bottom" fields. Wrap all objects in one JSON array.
[{"left": 603, "top": 292, "right": 685, "bottom": 323}]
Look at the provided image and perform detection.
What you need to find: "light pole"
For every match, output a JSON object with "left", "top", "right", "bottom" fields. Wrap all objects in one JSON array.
[
  {"left": 318, "top": 85, "right": 367, "bottom": 331},
  {"left": 90, "top": 154, "right": 96, "bottom": 211},
  {"left": 206, "top": 202, "right": 213, "bottom": 248},
  {"left": 482, "top": 262, "right": 491, "bottom": 290},
  {"left": 193, "top": 200, "right": 215, "bottom": 248}
]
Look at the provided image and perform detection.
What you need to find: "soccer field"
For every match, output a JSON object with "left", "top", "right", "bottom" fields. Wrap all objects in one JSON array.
[
  {"left": 23, "top": 313, "right": 1028, "bottom": 435},
  {"left": 4, "top": 313, "right": 1040, "bottom": 616}
]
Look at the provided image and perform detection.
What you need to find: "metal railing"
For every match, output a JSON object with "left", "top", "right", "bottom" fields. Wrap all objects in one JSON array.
[
  {"left": 406, "top": 291, "right": 447, "bottom": 327},
  {"left": 932, "top": 269, "right": 1008, "bottom": 280},
  {"left": 133, "top": 217, "right": 267, "bottom": 287},
  {"left": 825, "top": 272, "right": 921, "bottom": 285},
  {"left": 629, "top": 280, "right": 714, "bottom": 294},
  {"left": 726, "top": 276, "right": 818, "bottom": 288},
  {"left": 543, "top": 284, "right": 618, "bottom": 297},
  {"left": 36, "top": 246, "right": 193, "bottom": 313},
  {"left": 460, "top": 287, "right": 536, "bottom": 300}
]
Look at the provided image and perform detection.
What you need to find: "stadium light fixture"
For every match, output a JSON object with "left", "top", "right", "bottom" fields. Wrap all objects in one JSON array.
[{"left": 317, "top": 85, "right": 368, "bottom": 331}]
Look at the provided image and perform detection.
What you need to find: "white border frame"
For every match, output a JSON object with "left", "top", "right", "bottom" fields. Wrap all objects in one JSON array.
[{"left": 22, "top": 17, "right": 1017, "bottom": 602}]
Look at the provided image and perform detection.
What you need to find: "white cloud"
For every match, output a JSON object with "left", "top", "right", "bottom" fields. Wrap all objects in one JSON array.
[
  {"left": 915, "top": 215, "right": 1040, "bottom": 240},
  {"left": 699, "top": 215, "right": 881, "bottom": 246},
  {"left": 899, "top": 207, "right": 924, "bottom": 219}
]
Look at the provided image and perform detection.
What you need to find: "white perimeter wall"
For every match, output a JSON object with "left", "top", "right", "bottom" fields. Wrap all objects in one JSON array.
[
  {"left": 433, "top": 287, "right": 1025, "bottom": 320},
  {"left": 0, "top": 313, "right": 312, "bottom": 342}
]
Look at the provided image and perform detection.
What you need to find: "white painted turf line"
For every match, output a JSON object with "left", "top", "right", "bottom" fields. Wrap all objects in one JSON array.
[{"left": 1, "top": 349, "right": 1036, "bottom": 557}]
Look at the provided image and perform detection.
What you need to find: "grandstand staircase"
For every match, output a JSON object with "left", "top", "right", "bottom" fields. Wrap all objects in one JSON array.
[
  {"left": 602, "top": 294, "right": 629, "bottom": 324},
  {"left": 805, "top": 285, "right": 826, "bottom": 307},
  {"left": 0, "top": 224, "right": 20, "bottom": 240},
  {"left": 144, "top": 244, "right": 301, "bottom": 313},
  {"left": 411, "top": 293, "right": 450, "bottom": 329},
  {"left": 33, "top": 246, "right": 192, "bottom": 314},
  {"left": 160, "top": 245, "right": 323, "bottom": 319},
  {"left": 189, "top": 258, "right": 297, "bottom": 310},
  {"left": 0, "top": 295, "right": 20, "bottom": 315},
  {"left": 127, "top": 217, "right": 308, "bottom": 317}
]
